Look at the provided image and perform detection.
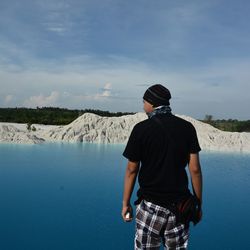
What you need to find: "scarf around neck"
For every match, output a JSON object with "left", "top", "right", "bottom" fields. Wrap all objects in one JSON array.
[{"left": 147, "top": 105, "right": 172, "bottom": 119}]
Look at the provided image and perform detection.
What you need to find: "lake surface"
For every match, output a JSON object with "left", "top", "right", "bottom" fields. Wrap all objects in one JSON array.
[{"left": 0, "top": 143, "right": 250, "bottom": 250}]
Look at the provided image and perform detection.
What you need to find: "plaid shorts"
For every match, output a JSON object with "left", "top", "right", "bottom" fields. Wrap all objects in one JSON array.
[{"left": 135, "top": 200, "right": 189, "bottom": 250}]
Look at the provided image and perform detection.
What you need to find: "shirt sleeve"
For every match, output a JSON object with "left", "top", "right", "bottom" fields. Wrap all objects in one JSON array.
[
  {"left": 188, "top": 124, "right": 201, "bottom": 153},
  {"left": 123, "top": 125, "right": 141, "bottom": 162}
]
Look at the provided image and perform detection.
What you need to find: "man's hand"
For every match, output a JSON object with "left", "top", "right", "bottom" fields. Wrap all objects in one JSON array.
[
  {"left": 121, "top": 160, "right": 139, "bottom": 222},
  {"left": 121, "top": 204, "right": 133, "bottom": 222},
  {"left": 188, "top": 153, "right": 203, "bottom": 206}
]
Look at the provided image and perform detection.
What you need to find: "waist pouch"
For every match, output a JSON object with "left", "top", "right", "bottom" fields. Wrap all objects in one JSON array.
[
  {"left": 176, "top": 195, "right": 201, "bottom": 226},
  {"left": 135, "top": 193, "right": 201, "bottom": 226}
]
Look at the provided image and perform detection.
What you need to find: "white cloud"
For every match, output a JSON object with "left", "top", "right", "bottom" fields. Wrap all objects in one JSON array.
[
  {"left": 4, "top": 95, "right": 14, "bottom": 104},
  {"left": 23, "top": 91, "right": 60, "bottom": 107},
  {"left": 94, "top": 83, "right": 113, "bottom": 99},
  {"left": 46, "top": 26, "right": 67, "bottom": 34},
  {"left": 103, "top": 83, "right": 112, "bottom": 90},
  {"left": 59, "top": 90, "right": 112, "bottom": 105},
  {"left": 95, "top": 90, "right": 111, "bottom": 99}
]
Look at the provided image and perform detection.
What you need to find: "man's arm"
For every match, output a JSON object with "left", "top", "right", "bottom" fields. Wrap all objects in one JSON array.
[
  {"left": 188, "top": 153, "right": 203, "bottom": 205},
  {"left": 121, "top": 160, "right": 139, "bottom": 222}
]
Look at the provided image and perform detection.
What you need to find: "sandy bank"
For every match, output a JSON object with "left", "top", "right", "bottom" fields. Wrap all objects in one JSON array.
[{"left": 1, "top": 113, "right": 249, "bottom": 152}]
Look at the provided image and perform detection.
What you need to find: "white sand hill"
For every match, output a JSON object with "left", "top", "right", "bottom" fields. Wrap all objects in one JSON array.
[{"left": 0, "top": 113, "right": 250, "bottom": 152}]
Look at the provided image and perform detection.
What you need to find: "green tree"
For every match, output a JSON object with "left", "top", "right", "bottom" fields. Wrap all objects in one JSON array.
[
  {"left": 204, "top": 114, "right": 213, "bottom": 122},
  {"left": 27, "top": 123, "right": 32, "bottom": 131}
]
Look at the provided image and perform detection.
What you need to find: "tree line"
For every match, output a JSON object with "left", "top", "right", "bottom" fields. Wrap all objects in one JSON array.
[
  {"left": 0, "top": 108, "right": 249, "bottom": 132},
  {"left": 0, "top": 107, "right": 134, "bottom": 125},
  {"left": 202, "top": 115, "right": 250, "bottom": 132}
]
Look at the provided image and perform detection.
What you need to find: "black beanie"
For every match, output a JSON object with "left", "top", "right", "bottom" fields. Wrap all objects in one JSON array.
[{"left": 143, "top": 84, "right": 171, "bottom": 107}]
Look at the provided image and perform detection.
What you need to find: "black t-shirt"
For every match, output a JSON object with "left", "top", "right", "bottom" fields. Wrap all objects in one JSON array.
[{"left": 123, "top": 113, "right": 201, "bottom": 206}]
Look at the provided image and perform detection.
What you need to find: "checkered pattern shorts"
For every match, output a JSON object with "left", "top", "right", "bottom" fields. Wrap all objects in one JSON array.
[{"left": 135, "top": 200, "right": 189, "bottom": 250}]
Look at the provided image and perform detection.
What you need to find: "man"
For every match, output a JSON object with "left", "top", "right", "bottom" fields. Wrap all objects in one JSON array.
[{"left": 121, "top": 84, "right": 202, "bottom": 249}]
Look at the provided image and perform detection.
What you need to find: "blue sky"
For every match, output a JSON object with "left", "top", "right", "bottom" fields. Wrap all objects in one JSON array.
[{"left": 0, "top": 0, "right": 250, "bottom": 119}]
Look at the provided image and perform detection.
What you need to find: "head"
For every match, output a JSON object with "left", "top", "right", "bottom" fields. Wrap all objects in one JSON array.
[{"left": 143, "top": 84, "right": 171, "bottom": 112}]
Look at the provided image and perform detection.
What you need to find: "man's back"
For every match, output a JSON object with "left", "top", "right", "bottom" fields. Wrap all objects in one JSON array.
[{"left": 123, "top": 113, "right": 201, "bottom": 206}]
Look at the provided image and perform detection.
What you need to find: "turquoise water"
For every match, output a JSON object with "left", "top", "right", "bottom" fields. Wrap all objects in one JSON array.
[{"left": 0, "top": 143, "right": 250, "bottom": 250}]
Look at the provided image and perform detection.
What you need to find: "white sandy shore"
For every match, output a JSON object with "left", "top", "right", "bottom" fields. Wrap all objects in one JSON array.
[{"left": 1, "top": 113, "right": 250, "bottom": 153}]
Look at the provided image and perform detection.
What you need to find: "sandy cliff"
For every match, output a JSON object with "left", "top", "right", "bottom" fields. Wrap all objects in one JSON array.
[{"left": 1, "top": 113, "right": 250, "bottom": 152}]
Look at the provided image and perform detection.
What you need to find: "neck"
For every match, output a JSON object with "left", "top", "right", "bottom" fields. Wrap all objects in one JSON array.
[{"left": 147, "top": 105, "right": 172, "bottom": 118}]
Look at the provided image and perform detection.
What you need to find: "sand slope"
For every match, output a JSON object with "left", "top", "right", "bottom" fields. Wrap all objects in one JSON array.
[{"left": 1, "top": 113, "right": 249, "bottom": 152}]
